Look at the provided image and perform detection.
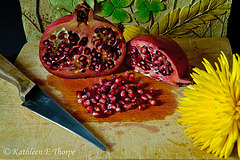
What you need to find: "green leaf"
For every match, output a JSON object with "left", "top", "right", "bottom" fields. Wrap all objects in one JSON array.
[
  {"left": 83, "top": 0, "right": 95, "bottom": 9},
  {"left": 96, "top": 0, "right": 105, "bottom": 2},
  {"left": 150, "top": 0, "right": 165, "bottom": 12},
  {"left": 134, "top": 9, "right": 150, "bottom": 23},
  {"left": 112, "top": 8, "right": 131, "bottom": 22},
  {"left": 135, "top": 0, "right": 150, "bottom": 10},
  {"left": 111, "top": 0, "right": 133, "bottom": 8},
  {"left": 99, "top": 1, "right": 115, "bottom": 17}
]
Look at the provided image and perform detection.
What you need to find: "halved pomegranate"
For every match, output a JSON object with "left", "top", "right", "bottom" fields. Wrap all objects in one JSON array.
[
  {"left": 39, "top": 1, "right": 126, "bottom": 78},
  {"left": 126, "top": 35, "right": 190, "bottom": 86}
]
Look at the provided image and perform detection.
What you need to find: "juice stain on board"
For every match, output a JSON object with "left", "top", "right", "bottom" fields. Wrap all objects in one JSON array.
[{"left": 46, "top": 70, "right": 177, "bottom": 122}]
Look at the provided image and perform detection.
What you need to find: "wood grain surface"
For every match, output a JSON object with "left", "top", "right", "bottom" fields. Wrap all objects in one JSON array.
[{"left": 1, "top": 38, "right": 237, "bottom": 159}]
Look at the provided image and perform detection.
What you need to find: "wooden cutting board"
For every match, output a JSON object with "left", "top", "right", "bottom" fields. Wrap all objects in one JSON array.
[{"left": 1, "top": 38, "right": 238, "bottom": 159}]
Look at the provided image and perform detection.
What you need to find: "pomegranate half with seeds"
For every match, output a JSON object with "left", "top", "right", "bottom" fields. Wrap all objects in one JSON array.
[
  {"left": 39, "top": 1, "right": 126, "bottom": 78},
  {"left": 126, "top": 35, "right": 190, "bottom": 86}
]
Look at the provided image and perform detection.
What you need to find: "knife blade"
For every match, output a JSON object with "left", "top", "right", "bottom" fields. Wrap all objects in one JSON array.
[{"left": 0, "top": 54, "right": 106, "bottom": 151}]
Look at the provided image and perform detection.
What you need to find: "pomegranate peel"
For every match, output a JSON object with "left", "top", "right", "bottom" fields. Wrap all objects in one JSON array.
[
  {"left": 126, "top": 34, "right": 190, "bottom": 86},
  {"left": 39, "top": 1, "right": 126, "bottom": 78}
]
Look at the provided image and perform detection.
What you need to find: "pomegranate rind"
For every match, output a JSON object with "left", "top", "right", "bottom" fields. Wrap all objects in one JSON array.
[
  {"left": 39, "top": 2, "right": 126, "bottom": 78},
  {"left": 127, "top": 34, "right": 190, "bottom": 86}
]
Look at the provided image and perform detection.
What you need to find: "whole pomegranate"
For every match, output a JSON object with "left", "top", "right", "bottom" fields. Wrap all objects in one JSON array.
[
  {"left": 39, "top": 1, "right": 126, "bottom": 78},
  {"left": 126, "top": 35, "right": 190, "bottom": 86}
]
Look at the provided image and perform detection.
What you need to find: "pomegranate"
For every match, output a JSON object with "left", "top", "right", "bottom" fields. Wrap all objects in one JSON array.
[
  {"left": 39, "top": 1, "right": 126, "bottom": 78},
  {"left": 76, "top": 71, "right": 158, "bottom": 118},
  {"left": 126, "top": 35, "right": 190, "bottom": 86}
]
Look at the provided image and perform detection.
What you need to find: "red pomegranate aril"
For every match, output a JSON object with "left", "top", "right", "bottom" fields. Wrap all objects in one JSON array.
[
  {"left": 104, "top": 109, "right": 111, "bottom": 115},
  {"left": 138, "top": 104, "right": 147, "bottom": 110},
  {"left": 141, "top": 95, "right": 148, "bottom": 101},
  {"left": 122, "top": 104, "right": 131, "bottom": 110},
  {"left": 100, "top": 103, "right": 106, "bottom": 110},
  {"left": 83, "top": 99, "right": 91, "bottom": 105},
  {"left": 76, "top": 71, "right": 159, "bottom": 118},
  {"left": 76, "top": 91, "right": 82, "bottom": 98},
  {"left": 124, "top": 97, "right": 131, "bottom": 103},
  {"left": 78, "top": 98, "right": 84, "bottom": 104},
  {"left": 108, "top": 104, "right": 116, "bottom": 110},
  {"left": 120, "top": 90, "right": 127, "bottom": 98},
  {"left": 92, "top": 111, "right": 101, "bottom": 118},
  {"left": 86, "top": 106, "right": 94, "bottom": 113},
  {"left": 145, "top": 93, "right": 153, "bottom": 100},
  {"left": 110, "top": 96, "right": 117, "bottom": 103},
  {"left": 94, "top": 106, "right": 101, "bottom": 112},
  {"left": 115, "top": 106, "right": 121, "bottom": 112},
  {"left": 119, "top": 100, "right": 125, "bottom": 105},
  {"left": 149, "top": 99, "right": 156, "bottom": 105},
  {"left": 99, "top": 97, "right": 106, "bottom": 104},
  {"left": 137, "top": 89, "right": 144, "bottom": 94},
  {"left": 82, "top": 95, "right": 88, "bottom": 100},
  {"left": 149, "top": 88, "right": 156, "bottom": 96},
  {"left": 128, "top": 73, "right": 134, "bottom": 82}
]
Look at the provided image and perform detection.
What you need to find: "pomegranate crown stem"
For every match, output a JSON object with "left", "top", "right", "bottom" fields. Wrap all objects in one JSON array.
[{"left": 73, "top": 0, "right": 93, "bottom": 25}]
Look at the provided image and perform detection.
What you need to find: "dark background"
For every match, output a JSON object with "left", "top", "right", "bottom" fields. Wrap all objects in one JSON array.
[{"left": 0, "top": 0, "right": 239, "bottom": 63}]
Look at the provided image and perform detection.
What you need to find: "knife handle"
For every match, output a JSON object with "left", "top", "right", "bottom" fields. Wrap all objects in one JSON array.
[{"left": 0, "top": 54, "right": 35, "bottom": 101}]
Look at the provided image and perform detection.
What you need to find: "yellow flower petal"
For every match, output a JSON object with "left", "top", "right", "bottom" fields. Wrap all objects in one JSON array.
[{"left": 178, "top": 52, "right": 240, "bottom": 158}]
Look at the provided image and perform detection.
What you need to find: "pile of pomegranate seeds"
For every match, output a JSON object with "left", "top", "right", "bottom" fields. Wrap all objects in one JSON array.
[{"left": 76, "top": 71, "right": 157, "bottom": 118}]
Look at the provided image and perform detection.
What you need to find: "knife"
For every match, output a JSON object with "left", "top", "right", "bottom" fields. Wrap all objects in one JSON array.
[{"left": 0, "top": 54, "right": 106, "bottom": 151}]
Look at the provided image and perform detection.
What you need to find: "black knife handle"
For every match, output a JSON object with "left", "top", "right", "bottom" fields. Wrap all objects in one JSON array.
[{"left": 0, "top": 54, "right": 35, "bottom": 101}]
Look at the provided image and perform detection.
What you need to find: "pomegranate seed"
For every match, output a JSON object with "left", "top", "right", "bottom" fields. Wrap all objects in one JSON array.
[
  {"left": 138, "top": 104, "right": 147, "bottom": 110},
  {"left": 111, "top": 83, "right": 118, "bottom": 90},
  {"left": 82, "top": 95, "right": 88, "bottom": 100},
  {"left": 119, "top": 100, "right": 125, "bottom": 105},
  {"left": 115, "top": 77, "right": 122, "bottom": 85},
  {"left": 135, "top": 98, "right": 144, "bottom": 105},
  {"left": 125, "top": 71, "right": 130, "bottom": 78},
  {"left": 100, "top": 103, "right": 106, "bottom": 110},
  {"left": 86, "top": 106, "right": 94, "bottom": 113},
  {"left": 99, "top": 97, "right": 106, "bottom": 104},
  {"left": 95, "top": 94, "right": 100, "bottom": 100},
  {"left": 99, "top": 78, "right": 106, "bottom": 85},
  {"left": 137, "top": 89, "right": 144, "bottom": 94},
  {"left": 149, "top": 99, "right": 156, "bottom": 105},
  {"left": 76, "top": 91, "right": 82, "bottom": 98},
  {"left": 123, "top": 104, "right": 131, "bottom": 110},
  {"left": 101, "top": 93, "right": 107, "bottom": 99},
  {"left": 120, "top": 90, "right": 127, "bottom": 98},
  {"left": 94, "top": 106, "right": 101, "bottom": 112},
  {"left": 141, "top": 95, "right": 148, "bottom": 101},
  {"left": 78, "top": 98, "right": 84, "bottom": 104},
  {"left": 108, "top": 104, "right": 116, "bottom": 110},
  {"left": 115, "top": 106, "right": 121, "bottom": 112},
  {"left": 110, "top": 96, "right": 117, "bottom": 104},
  {"left": 90, "top": 98, "right": 97, "bottom": 104},
  {"left": 149, "top": 88, "right": 156, "bottom": 96},
  {"left": 131, "top": 97, "right": 137, "bottom": 103},
  {"left": 86, "top": 92, "right": 92, "bottom": 98},
  {"left": 83, "top": 99, "right": 91, "bottom": 107},
  {"left": 145, "top": 93, "right": 153, "bottom": 100},
  {"left": 128, "top": 74, "right": 135, "bottom": 82},
  {"left": 124, "top": 97, "right": 131, "bottom": 103},
  {"left": 104, "top": 109, "right": 112, "bottom": 115},
  {"left": 92, "top": 111, "right": 101, "bottom": 118}
]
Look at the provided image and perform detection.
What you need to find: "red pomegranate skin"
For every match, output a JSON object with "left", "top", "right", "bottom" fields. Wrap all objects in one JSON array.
[
  {"left": 127, "top": 34, "right": 190, "bottom": 86},
  {"left": 39, "top": 1, "right": 126, "bottom": 78}
]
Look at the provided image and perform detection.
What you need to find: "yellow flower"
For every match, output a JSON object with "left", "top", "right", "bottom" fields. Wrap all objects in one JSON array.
[{"left": 177, "top": 52, "right": 240, "bottom": 159}]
